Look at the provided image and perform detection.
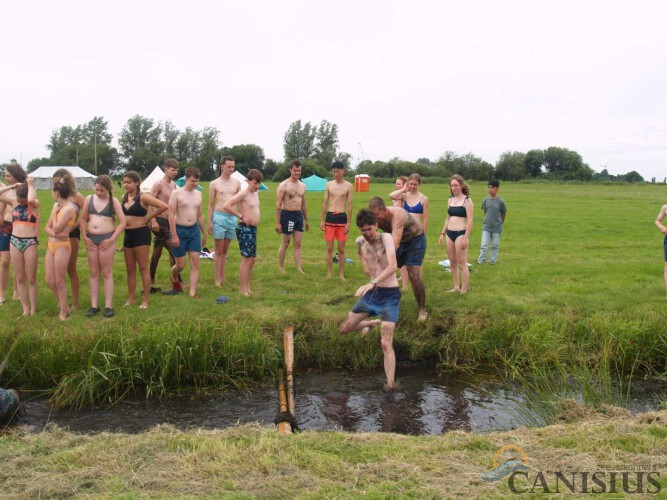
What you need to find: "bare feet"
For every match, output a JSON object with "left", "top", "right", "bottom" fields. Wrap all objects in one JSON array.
[
  {"left": 327, "top": 272, "right": 332, "bottom": 278},
  {"left": 361, "top": 319, "right": 382, "bottom": 336},
  {"left": 418, "top": 310, "right": 428, "bottom": 322},
  {"left": 339, "top": 274, "right": 346, "bottom": 281},
  {"left": 383, "top": 381, "right": 399, "bottom": 393},
  {"left": 460, "top": 289, "right": 468, "bottom": 295},
  {"left": 447, "top": 288, "right": 460, "bottom": 293},
  {"left": 139, "top": 303, "right": 148, "bottom": 309},
  {"left": 297, "top": 267, "right": 305, "bottom": 274},
  {"left": 278, "top": 267, "right": 286, "bottom": 273}
]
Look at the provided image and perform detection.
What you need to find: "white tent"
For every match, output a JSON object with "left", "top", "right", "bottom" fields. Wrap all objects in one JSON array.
[
  {"left": 30, "top": 166, "right": 96, "bottom": 190},
  {"left": 231, "top": 170, "right": 269, "bottom": 191},
  {"left": 140, "top": 166, "right": 167, "bottom": 193}
]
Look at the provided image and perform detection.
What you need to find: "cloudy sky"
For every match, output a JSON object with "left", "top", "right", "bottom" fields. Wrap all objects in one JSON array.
[{"left": 2, "top": 0, "right": 666, "bottom": 179}]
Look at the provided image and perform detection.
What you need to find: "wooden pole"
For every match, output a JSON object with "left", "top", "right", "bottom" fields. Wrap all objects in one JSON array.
[
  {"left": 283, "top": 326, "right": 296, "bottom": 418},
  {"left": 276, "top": 369, "right": 291, "bottom": 435}
]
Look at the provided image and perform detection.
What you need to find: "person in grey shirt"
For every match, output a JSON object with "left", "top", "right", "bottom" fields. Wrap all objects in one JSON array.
[{"left": 478, "top": 179, "right": 507, "bottom": 265}]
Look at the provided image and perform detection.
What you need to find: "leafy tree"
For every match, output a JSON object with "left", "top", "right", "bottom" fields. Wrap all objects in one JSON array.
[
  {"left": 162, "top": 120, "right": 179, "bottom": 158},
  {"left": 283, "top": 120, "right": 317, "bottom": 161},
  {"left": 196, "top": 127, "right": 221, "bottom": 180},
  {"left": 313, "top": 120, "right": 339, "bottom": 168},
  {"left": 263, "top": 158, "right": 282, "bottom": 180},
  {"left": 118, "top": 115, "right": 164, "bottom": 177},
  {"left": 622, "top": 170, "right": 644, "bottom": 183},
  {"left": 220, "top": 144, "right": 266, "bottom": 175},
  {"left": 494, "top": 151, "right": 527, "bottom": 181},
  {"left": 416, "top": 157, "right": 432, "bottom": 166},
  {"left": 525, "top": 149, "right": 545, "bottom": 177},
  {"left": 336, "top": 152, "right": 353, "bottom": 170},
  {"left": 543, "top": 146, "right": 592, "bottom": 181}
]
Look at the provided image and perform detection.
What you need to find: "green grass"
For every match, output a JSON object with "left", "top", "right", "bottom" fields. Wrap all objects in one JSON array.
[{"left": 1, "top": 181, "right": 666, "bottom": 408}]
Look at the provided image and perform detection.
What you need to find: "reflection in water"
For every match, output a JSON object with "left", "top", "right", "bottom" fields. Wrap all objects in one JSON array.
[{"left": 18, "top": 368, "right": 665, "bottom": 436}]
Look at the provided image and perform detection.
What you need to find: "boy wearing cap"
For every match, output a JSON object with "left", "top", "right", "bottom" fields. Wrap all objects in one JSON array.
[{"left": 319, "top": 161, "right": 353, "bottom": 279}]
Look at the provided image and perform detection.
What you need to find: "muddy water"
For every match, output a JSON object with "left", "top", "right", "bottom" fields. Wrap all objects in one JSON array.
[{"left": 19, "top": 368, "right": 666, "bottom": 435}]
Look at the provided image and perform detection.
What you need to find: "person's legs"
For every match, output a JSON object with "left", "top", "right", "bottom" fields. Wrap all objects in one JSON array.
[
  {"left": 0, "top": 251, "right": 10, "bottom": 303},
  {"left": 67, "top": 238, "right": 80, "bottom": 309},
  {"left": 123, "top": 247, "right": 138, "bottom": 305},
  {"left": 278, "top": 234, "right": 291, "bottom": 272},
  {"left": 337, "top": 240, "right": 346, "bottom": 279},
  {"left": 239, "top": 256, "right": 255, "bottom": 295},
  {"left": 170, "top": 256, "right": 186, "bottom": 291},
  {"left": 98, "top": 242, "right": 116, "bottom": 309},
  {"left": 213, "top": 237, "right": 225, "bottom": 286},
  {"left": 149, "top": 238, "right": 164, "bottom": 285},
  {"left": 489, "top": 232, "right": 501, "bottom": 264},
  {"left": 292, "top": 231, "right": 304, "bottom": 272},
  {"left": 24, "top": 244, "right": 39, "bottom": 315},
  {"left": 478, "top": 230, "right": 490, "bottom": 264},
  {"left": 455, "top": 238, "right": 470, "bottom": 294},
  {"left": 325, "top": 240, "right": 334, "bottom": 278},
  {"left": 400, "top": 266, "right": 410, "bottom": 290},
  {"left": 380, "top": 321, "right": 396, "bottom": 390},
  {"left": 407, "top": 265, "right": 427, "bottom": 320},
  {"left": 446, "top": 235, "right": 460, "bottom": 292},
  {"left": 87, "top": 245, "right": 101, "bottom": 310},
  {"left": 10, "top": 246, "right": 28, "bottom": 315},
  {"left": 339, "top": 311, "right": 380, "bottom": 335},
  {"left": 53, "top": 246, "right": 71, "bottom": 320},
  {"left": 135, "top": 245, "right": 151, "bottom": 308},
  {"left": 188, "top": 251, "right": 200, "bottom": 297}
]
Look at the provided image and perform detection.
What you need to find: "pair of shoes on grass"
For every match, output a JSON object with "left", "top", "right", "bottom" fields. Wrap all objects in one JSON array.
[{"left": 84, "top": 307, "right": 114, "bottom": 318}]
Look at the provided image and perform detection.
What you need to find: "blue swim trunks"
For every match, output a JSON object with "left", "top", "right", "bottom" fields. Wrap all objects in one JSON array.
[
  {"left": 236, "top": 223, "right": 257, "bottom": 258},
  {"left": 280, "top": 210, "right": 304, "bottom": 234},
  {"left": 396, "top": 233, "right": 426, "bottom": 268},
  {"left": 351, "top": 286, "right": 401, "bottom": 323},
  {"left": 212, "top": 210, "right": 238, "bottom": 241},
  {"left": 0, "top": 221, "right": 12, "bottom": 252},
  {"left": 173, "top": 224, "right": 201, "bottom": 258}
]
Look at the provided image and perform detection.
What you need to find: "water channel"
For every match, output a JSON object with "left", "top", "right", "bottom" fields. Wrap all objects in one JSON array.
[{"left": 18, "top": 368, "right": 666, "bottom": 435}]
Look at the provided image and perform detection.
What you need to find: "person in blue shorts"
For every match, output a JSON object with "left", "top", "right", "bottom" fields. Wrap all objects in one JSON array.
[{"left": 339, "top": 209, "right": 400, "bottom": 392}]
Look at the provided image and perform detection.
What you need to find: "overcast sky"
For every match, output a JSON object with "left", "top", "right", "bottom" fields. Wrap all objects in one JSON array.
[{"left": 2, "top": 0, "right": 666, "bottom": 179}]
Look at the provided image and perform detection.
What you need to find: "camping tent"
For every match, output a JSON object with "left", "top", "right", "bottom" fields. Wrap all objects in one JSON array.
[
  {"left": 302, "top": 175, "right": 327, "bottom": 192},
  {"left": 30, "top": 166, "right": 96, "bottom": 190},
  {"left": 140, "top": 166, "right": 167, "bottom": 193},
  {"left": 175, "top": 176, "right": 204, "bottom": 191},
  {"left": 231, "top": 171, "right": 269, "bottom": 191}
]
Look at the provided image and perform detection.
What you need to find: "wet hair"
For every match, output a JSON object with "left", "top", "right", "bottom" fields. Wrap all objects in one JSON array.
[
  {"left": 52, "top": 178, "right": 71, "bottom": 199},
  {"left": 488, "top": 179, "right": 500, "bottom": 188},
  {"left": 6, "top": 163, "right": 27, "bottom": 183},
  {"left": 16, "top": 183, "right": 28, "bottom": 200},
  {"left": 290, "top": 160, "right": 302, "bottom": 169},
  {"left": 95, "top": 174, "right": 113, "bottom": 195},
  {"left": 122, "top": 171, "right": 142, "bottom": 203},
  {"left": 246, "top": 169, "right": 264, "bottom": 183},
  {"left": 408, "top": 173, "right": 422, "bottom": 185},
  {"left": 396, "top": 176, "right": 408, "bottom": 186},
  {"left": 53, "top": 169, "right": 77, "bottom": 195},
  {"left": 220, "top": 155, "right": 235, "bottom": 165},
  {"left": 450, "top": 174, "right": 470, "bottom": 196},
  {"left": 164, "top": 158, "right": 179, "bottom": 170},
  {"left": 356, "top": 208, "right": 377, "bottom": 228},
  {"left": 184, "top": 167, "right": 200, "bottom": 179},
  {"left": 368, "top": 196, "right": 387, "bottom": 211},
  {"left": 331, "top": 160, "right": 345, "bottom": 170}
]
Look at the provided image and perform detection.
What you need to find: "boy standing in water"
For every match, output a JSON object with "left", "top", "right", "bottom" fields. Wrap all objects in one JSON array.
[
  {"left": 477, "top": 179, "right": 507, "bottom": 265},
  {"left": 223, "top": 169, "right": 263, "bottom": 296},
  {"left": 339, "top": 209, "right": 400, "bottom": 392},
  {"left": 166, "top": 167, "right": 207, "bottom": 298}
]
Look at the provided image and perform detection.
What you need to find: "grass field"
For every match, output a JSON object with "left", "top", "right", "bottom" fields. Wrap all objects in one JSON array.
[{"left": 1, "top": 180, "right": 666, "bottom": 407}]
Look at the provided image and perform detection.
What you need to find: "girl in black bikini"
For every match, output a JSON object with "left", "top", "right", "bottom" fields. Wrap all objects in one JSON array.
[
  {"left": 438, "top": 174, "right": 474, "bottom": 294},
  {"left": 121, "top": 171, "right": 167, "bottom": 309}
]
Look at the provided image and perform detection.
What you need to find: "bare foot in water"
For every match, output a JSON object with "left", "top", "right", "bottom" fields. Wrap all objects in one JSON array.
[
  {"left": 361, "top": 319, "right": 382, "bottom": 336},
  {"left": 383, "top": 381, "right": 400, "bottom": 393}
]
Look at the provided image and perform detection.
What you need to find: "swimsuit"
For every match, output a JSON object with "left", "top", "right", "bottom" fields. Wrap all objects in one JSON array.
[
  {"left": 124, "top": 226, "right": 152, "bottom": 248},
  {"left": 446, "top": 229, "right": 466, "bottom": 242},
  {"left": 324, "top": 212, "right": 348, "bottom": 242},
  {"left": 351, "top": 286, "right": 401, "bottom": 323},
  {"left": 151, "top": 216, "right": 173, "bottom": 246},
  {"left": 173, "top": 224, "right": 201, "bottom": 258},
  {"left": 11, "top": 235, "right": 38, "bottom": 253},
  {"left": 0, "top": 220, "right": 12, "bottom": 252},
  {"left": 447, "top": 197, "right": 468, "bottom": 218},
  {"left": 68, "top": 199, "right": 82, "bottom": 240},
  {"left": 395, "top": 233, "right": 426, "bottom": 268},
  {"left": 280, "top": 210, "right": 304, "bottom": 234},
  {"left": 11, "top": 204, "right": 38, "bottom": 252},
  {"left": 212, "top": 210, "right": 238, "bottom": 241},
  {"left": 88, "top": 196, "right": 114, "bottom": 218},
  {"left": 48, "top": 205, "right": 74, "bottom": 255},
  {"left": 87, "top": 232, "right": 115, "bottom": 246},
  {"left": 403, "top": 196, "right": 424, "bottom": 215},
  {"left": 236, "top": 223, "right": 257, "bottom": 258},
  {"left": 122, "top": 194, "right": 148, "bottom": 217}
]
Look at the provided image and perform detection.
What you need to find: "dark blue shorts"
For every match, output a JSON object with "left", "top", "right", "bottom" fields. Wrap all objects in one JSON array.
[
  {"left": 280, "top": 210, "right": 303, "bottom": 234},
  {"left": 0, "top": 221, "right": 12, "bottom": 252},
  {"left": 351, "top": 287, "right": 401, "bottom": 323},
  {"left": 663, "top": 235, "right": 667, "bottom": 262},
  {"left": 173, "top": 224, "right": 201, "bottom": 258},
  {"left": 396, "top": 233, "right": 426, "bottom": 268},
  {"left": 236, "top": 224, "right": 257, "bottom": 258}
]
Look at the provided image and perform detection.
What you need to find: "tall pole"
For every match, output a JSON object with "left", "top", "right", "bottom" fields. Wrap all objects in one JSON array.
[{"left": 94, "top": 133, "right": 97, "bottom": 175}]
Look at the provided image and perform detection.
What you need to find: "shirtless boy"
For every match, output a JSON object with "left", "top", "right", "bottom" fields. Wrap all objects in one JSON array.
[
  {"left": 223, "top": 169, "right": 263, "bottom": 296},
  {"left": 369, "top": 197, "right": 427, "bottom": 322},
  {"left": 319, "top": 160, "right": 353, "bottom": 279},
  {"left": 339, "top": 209, "right": 400, "bottom": 392},
  {"left": 207, "top": 156, "right": 241, "bottom": 287},
  {"left": 150, "top": 158, "right": 180, "bottom": 291},
  {"left": 276, "top": 160, "right": 309, "bottom": 273},
  {"left": 165, "top": 167, "right": 207, "bottom": 298}
]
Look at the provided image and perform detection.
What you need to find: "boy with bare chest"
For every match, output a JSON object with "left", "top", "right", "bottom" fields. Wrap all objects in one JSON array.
[{"left": 319, "top": 161, "right": 353, "bottom": 279}]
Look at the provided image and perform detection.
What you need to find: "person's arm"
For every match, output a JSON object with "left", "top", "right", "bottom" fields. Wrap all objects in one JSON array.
[
  {"left": 44, "top": 204, "right": 58, "bottom": 238},
  {"left": 656, "top": 205, "right": 667, "bottom": 234},
  {"left": 207, "top": 182, "right": 216, "bottom": 235},
  {"left": 223, "top": 190, "right": 246, "bottom": 221},
  {"left": 27, "top": 177, "right": 39, "bottom": 209},
  {"left": 168, "top": 191, "right": 179, "bottom": 247},
  {"left": 197, "top": 197, "right": 207, "bottom": 248},
  {"left": 356, "top": 237, "right": 370, "bottom": 276},
  {"left": 0, "top": 183, "right": 18, "bottom": 204},
  {"left": 99, "top": 198, "right": 126, "bottom": 251},
  {"left": 438, "top": 200, "right": 451, "bottom": 246},
  {"left": 142, "top": 194, "right": 168, "bottom": 225},
  {"left": 501, "top": 200, "right": 507, "bottom": 224},
  {"left": 390, "top": 210, "right": 405, "bottom": 249},
  {"left": 319, "top": 184, "right": 330, "bottom": 231},
  {"left": 301, "top": 189, "right": 309, "bottom": 232},
  {"left": 461, "top": 199, "right": 474, "bottom": 249},
  {"left": 80, "top": 196, "right": 94, "bottom": 250},
  {"left": 149, "top": 183, "right": 162, "bottom": 232},
  {"left": 275, "top": 182, "right": 284, "bottom": 233},
  {"left": 345, "top": 184, "right": 353, "bottom": 234},
  {"left": 421, "top": 195, "right": 429, "bottom": 235},
  {"left": 52, "top": 205, "right": 75, "bottom": 239},
  {"left": 388, "top": 184, "right": 408, "bottom": 201},
  {"left": 355, "top": 234, "right": 398, "bottom": 297}
]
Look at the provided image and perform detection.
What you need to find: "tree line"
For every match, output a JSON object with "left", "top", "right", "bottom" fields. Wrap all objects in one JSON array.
[{"left": 13, "top": 116, "right": 647, "bottom": 183}]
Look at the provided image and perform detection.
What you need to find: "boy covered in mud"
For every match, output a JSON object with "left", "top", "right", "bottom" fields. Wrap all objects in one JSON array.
[
  {"left": 339, "top": 209, "right": 400, "bottom": 392},
  {"left": 223, "top": 169, "right": 263, "bottom": 296}
]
